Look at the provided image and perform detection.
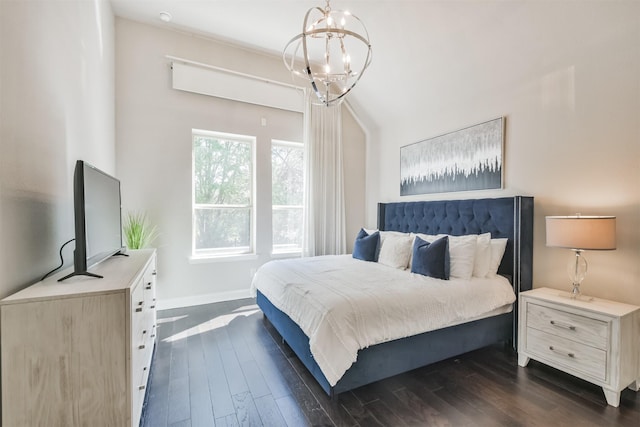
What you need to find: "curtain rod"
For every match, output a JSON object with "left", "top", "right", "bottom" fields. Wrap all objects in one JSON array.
[{"left": 165, "top": 55, "right": 303, "bottom": 92}]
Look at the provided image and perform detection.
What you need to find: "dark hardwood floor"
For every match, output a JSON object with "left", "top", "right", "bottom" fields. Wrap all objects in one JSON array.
[{"left": 142, "top": 298, "right": 640, "bottom": 427}]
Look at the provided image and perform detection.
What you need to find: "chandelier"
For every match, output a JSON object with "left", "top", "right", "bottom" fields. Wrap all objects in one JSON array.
[{"left": 283, "top": 0, "right": 372, "bottom": 106}]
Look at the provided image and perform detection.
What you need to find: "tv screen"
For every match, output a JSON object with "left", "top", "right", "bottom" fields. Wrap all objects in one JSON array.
[{"left": 59, "top": 160, "right": 124, "bottom": 281}]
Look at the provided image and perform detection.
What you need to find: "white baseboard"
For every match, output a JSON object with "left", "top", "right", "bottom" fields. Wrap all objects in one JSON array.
[{"left": 157, "top": 289, "right": 254, "bottom": 310}]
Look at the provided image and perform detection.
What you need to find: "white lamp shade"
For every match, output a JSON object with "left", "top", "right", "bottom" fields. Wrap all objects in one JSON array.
[{"left": 546, "top": 216, "right": 616, "bottom": 250}]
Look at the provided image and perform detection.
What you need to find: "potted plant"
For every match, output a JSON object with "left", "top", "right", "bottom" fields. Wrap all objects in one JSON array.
[{"left": 123, "top": 211, "right": 158, "bottom": 249}]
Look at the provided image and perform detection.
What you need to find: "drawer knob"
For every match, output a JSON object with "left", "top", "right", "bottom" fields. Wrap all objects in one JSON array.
[
  {"left": 152, "top": 270, "right": 157, "bottom": 276},
  {"left": 550, "top": 320, "right": 576, "bottom": 331},
  {"left": 138, "top": 384, "right": 146, "bottom": 391},
  {"left": 549, "top": 346, "right": 575, "bottom": 358},
  {"left": 145, "top": 283, "right": 152, "bottom": 290},
  {"left": 139, "top": 344, "right": 146, "bottom": 350}
]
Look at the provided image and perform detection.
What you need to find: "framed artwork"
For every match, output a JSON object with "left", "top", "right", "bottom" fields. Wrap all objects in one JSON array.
[{"left": 400, "top": 117, "right": 504, "bottom": 196}]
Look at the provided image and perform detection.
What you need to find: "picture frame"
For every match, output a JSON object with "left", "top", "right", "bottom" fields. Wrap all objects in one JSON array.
[{"left": 400, "top": 117, "right": 504, "bottom": 196}]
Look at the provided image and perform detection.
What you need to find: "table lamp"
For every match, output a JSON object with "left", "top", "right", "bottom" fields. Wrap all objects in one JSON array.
[{"left": 545, "top": 215, "right": 616, "bottom": 298}]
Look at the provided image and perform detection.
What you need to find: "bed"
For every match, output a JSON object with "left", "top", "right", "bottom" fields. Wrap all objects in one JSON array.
[{"left": 254, "top": 196, "right": 533, "bottom": 398}]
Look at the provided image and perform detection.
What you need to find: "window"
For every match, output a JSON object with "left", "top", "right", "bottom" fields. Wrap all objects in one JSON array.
[
  {"left": 192, "top": 130, "right": 254, "bottom": 256},
  {"left": 271, "top": 140, "right": 304, "bottom": 253}
]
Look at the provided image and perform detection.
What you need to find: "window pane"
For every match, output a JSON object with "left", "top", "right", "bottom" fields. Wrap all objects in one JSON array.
[
  {"left": 272, "top": 207, "right": 303, "bottom": 249},
  {"left": 272, "top": 141, "right": 303, "bottom": 252},
  {"left": 271, "top": 144, "right": 304, "bottom": 206},
  {"left": 194, "top": 207, "right": 250, "bottom": 251},
  {"left": 193, "top": 135, "right": 251, "bottom": 205}
]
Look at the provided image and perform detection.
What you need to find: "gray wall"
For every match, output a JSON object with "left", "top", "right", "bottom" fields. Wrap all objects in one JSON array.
[
  {"left": 0, "top": 0, "right": 115, "bottom": 299},
  {"left": 115, "top": 19, "right": 366, "bottom": 308}
]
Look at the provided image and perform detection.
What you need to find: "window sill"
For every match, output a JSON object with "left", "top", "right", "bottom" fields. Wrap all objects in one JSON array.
[
  {"left": 270, "top": 251, "right": 302, "bottom": 259},
  {"left": 189, "top": 253, "right": 259, "bottom": 264}
]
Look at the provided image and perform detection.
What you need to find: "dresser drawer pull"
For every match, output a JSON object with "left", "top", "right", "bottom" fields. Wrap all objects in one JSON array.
[
  {"left": 152, "top": 270, "right": 157, "bottom": 276},
  {"left": 138, "top": 384, "right": 146, "bottom": 391},
  {"left": 549, "top": 346, "right": 575, "bottom": 358},
  {"left": 549, "top": 320, "right": 576, "bottom": 331},
  {"left": 145, "top": 282, "right": 152, "bottom": 290}
]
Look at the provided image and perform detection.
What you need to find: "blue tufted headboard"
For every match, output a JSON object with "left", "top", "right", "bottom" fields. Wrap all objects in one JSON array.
[{"left": 377, "top": 196, "right": 534, "bottom": 294}]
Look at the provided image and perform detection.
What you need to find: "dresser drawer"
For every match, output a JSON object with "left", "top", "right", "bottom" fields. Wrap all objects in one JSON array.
[
  {"left": 132, "top": 363, "right": 150, "bottom": 426},
  {"left": 526, "top": 327, "right": 607, "bottom": 381},
  {"left": 527, "top": 302, "right": 609, "bottom": 349},
  {"left": 131, "top": 278, "right": 146, "bottom": 318}
]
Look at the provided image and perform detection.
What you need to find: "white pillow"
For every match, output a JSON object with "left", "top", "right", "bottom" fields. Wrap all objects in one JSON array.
[
  {"left": 413, "top": 233, "right": 438, "bottom": 242},
  {"left": 378, "top": 232, "right": 414, "bottom": 269},
  {"left": 487, "top": 238, "right": 508, "bottom": 277},
  {"left": 437, "top": 234, "right": 477, "bottom": 280},
  {"left": 473, "top": 233, "right": 492, "bottom": 278},
  {"left": 380, "top": 230, "right": 408, "bottom": 238}
]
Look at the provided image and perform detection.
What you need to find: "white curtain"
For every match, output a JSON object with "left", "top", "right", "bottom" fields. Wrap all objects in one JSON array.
[{"left": 302, "top": 94, "right": 347, "bottom": 256}]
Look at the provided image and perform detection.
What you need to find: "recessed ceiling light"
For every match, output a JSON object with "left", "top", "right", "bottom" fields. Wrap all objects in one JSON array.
[{"left": 159, "top": 11, "right": 172, "bottom": 23}]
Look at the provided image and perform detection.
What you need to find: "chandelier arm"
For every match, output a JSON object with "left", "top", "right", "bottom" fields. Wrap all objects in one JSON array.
[
  {"left": 339, "top": 38, "right": 349, "bottom": 74},
  {"left": 301, "top": 6, "right": 327, "bottom": 80},
  {"left": 302, "top": 6, "right": 326, "bottom": 33},
  {"left": 303, "top": 28, "right": 370, "bottom": 45},
  {"left": 283, "top": 35, "right": 307, "bottom": 77},
  {"left": 325, "top": 33, "right": 330, "bottom": 77}
]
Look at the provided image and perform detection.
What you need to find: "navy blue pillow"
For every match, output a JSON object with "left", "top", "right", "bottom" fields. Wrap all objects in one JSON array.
[
  {"left": 411, "top": 236, "right": 450, "bottom": 280},
  {"left": 352, "top": 229, "right": 380, "bottom": 262}
]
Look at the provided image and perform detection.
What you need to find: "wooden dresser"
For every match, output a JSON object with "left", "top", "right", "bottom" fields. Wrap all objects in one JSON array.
[
  {"left": 518, "top": 287, "right": 640, "bottom": 407},
  {"left": 0, "top": 249, "right": 157, "bottom": 426}
]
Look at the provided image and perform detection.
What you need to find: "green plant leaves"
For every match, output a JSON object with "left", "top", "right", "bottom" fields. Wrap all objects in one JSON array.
[{"left": 123, "top": 211, "right": 158, "bottom": 249}]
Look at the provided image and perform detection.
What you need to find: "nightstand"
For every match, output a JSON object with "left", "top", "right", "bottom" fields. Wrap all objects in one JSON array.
[{"left": 518, "top": 287, "right": 640, "bottom": 407}]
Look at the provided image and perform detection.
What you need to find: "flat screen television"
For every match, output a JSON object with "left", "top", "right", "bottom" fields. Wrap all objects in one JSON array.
[{"left": 58, "top": 160, "right": 125, "bottom": 281}]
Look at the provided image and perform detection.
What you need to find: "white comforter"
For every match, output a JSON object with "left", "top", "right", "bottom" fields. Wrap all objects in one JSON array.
[{"left": 251, "top": 255, "right": 516, "bottom": 386}]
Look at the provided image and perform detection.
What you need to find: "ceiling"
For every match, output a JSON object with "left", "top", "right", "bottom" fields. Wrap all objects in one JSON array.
[
  {"left": 110, "top": 1, "right": 323, "bottom": 57},
  {"left": 109, "top": 1, "right": 569, "bottom": 132}
]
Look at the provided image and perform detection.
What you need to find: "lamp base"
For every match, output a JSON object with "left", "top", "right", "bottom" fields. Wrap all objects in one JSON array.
[
  {"left": 570, "top": 282, "right": 581, "bottom": 298},
  {"left": 558, "top": 289, "right": 595, "bottom": 302},
  {"left": 566, "top": 249, "right": 588, "bottom": 299}
]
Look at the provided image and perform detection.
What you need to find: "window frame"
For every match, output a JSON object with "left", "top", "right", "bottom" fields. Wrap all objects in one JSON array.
[{"left": 191, "top": 129, "right": 256, "bottom": 258}]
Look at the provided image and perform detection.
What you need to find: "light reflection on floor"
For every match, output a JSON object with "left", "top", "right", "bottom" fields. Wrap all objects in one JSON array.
[{"left": 161, "top": 305, "right": 260, "bottom": 343}]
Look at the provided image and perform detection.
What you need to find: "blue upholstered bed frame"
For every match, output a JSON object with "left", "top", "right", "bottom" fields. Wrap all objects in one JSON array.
[{"left": 256, "top": 196, "right": 534, "bottom": 397}]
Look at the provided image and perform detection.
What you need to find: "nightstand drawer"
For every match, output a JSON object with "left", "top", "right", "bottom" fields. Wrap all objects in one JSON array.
[
  {"left": 527, "top": 302, "right": 609, "bottom": 349},
  {"left": 526, "top": 327, "right": 607, "bottom": 381}
]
